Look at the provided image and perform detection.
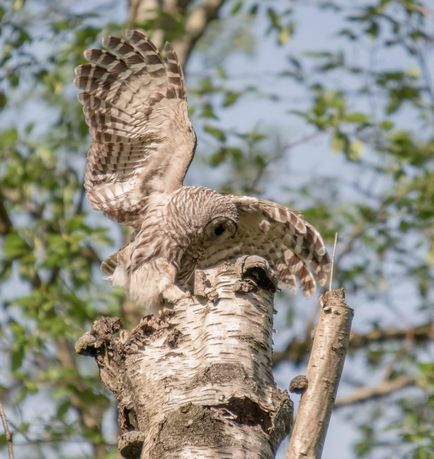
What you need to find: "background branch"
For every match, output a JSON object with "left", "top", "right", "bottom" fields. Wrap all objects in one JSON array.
[
  {"left": 128, "top": 0, "right": 226, "bottom": 66},
  {"left": 0, "top": 400, "right": 14, "bottom": 459},
  {"left": 0, "top": 193, "right": 12, "bottom": 235},
  {"left": 176, "top": 0, "right": 226, "bottom": 64},
  {"left": 273, "top": 322, "right": 434, "bottom": 366},
  {"left": 335, "top": 375, "right": 414, "bottom": 408}
]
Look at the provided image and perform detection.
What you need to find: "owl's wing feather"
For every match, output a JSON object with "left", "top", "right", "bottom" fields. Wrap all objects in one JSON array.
[
  {"left": 74, "top": 30, "right": 196, "bottom": 225},
  {"left": 198, "top": 196, "right": 331, "bottom": 296}
]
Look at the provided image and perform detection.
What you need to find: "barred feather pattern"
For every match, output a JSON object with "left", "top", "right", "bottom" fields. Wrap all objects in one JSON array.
[
  {"left": 191, "top": 196, "right": 331, "bottom": 296},
  {"left": 74, "top": 29, "right": 196, "bottom": 225},
  {"left": 75, "top": 30, "right": 331, "bottom": 313},
  {"left": 101, "top": 187, "right": 239, "bottom": 311}
]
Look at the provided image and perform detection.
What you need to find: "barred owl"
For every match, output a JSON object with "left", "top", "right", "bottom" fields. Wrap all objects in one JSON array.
[{"left": 74, "top": 29, "right": 331, "bottom": 313}]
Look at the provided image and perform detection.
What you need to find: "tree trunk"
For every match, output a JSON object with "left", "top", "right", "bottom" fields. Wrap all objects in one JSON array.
[{"left": 76, "top": 255, "right": 292, "bottom": 459}]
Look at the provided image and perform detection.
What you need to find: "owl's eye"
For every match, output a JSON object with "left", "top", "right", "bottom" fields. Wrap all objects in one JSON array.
[
  {"left": 204, "top": 218, "right": 237, "bottom": 241},
  {"left": 214, "top": 224, "right": 225, "bottom": 236}
]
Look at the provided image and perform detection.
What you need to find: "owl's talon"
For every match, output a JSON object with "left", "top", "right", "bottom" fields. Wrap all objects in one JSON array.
[{"left": 162, "top": 285, "right": 191, "bottom": 305}]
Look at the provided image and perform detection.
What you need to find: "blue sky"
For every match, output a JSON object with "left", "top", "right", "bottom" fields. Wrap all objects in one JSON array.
[{"left": 2, "top": 0, "right": 433, "bottom": 457}]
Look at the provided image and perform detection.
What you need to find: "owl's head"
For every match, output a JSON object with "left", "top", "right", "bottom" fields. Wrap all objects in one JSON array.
[
  {"left": 199, "top": 191, "right": 239, "bottom": 242},
  {"left": 168, "top": 186, "right": 239, "bottom": 244},
  {"left": 172, "top": 187, "right": 239, "bottom": 285},
  {"left": 188, "top": 187, "right": 239, "bottom": 241}
]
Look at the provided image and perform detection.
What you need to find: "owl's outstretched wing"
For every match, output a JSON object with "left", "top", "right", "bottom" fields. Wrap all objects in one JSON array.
[
  {"left": 199, "top": 196, "right": 331, "bottom": 295},
  {"left": 74, "top": 29, "right": 196, "bottom": 225}
]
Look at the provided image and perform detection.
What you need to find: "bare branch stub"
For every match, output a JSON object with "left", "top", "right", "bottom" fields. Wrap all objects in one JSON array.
[
  {"left": 289, "top": 375, "right": 308, "bottom": 395},
  {"left": 76, "top": 255, "right": 292, "bottom": 459},
  {"left": 286, "top": 288, "right": 353, "bottom": 459}
]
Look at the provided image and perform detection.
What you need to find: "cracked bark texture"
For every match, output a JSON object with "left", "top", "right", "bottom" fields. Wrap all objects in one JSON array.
[{"left": 76, "top": 255, "right": 292, "bottom": 459}]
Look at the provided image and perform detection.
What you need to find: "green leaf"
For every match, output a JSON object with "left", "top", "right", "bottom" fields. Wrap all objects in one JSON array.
[
  {"left": 230, "top": 0, "right": 243, "bottom": 15},
  {"left": 3, "top": 233, "right": 29, "bottom": 259},
  {"left": 200, "top": 102, "right": 218, "bottom": 119},
  {"left": 203, "top": 124, "right": 226, "bottom": 142},
  {"left": 343, "top": 112, "right": 370, "bottom": 124},
  {"left": 0, "top": 128, "right": 18, "bottom": 147},
  {"left": 266, "top": 8, "right": 280, "bottom": 29},
  {"left": 223, "top": 90, "right": 240, "bottom": 107}
]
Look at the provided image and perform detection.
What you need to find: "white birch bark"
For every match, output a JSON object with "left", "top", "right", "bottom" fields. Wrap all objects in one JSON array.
[{"left": 76, "top": 255, "right": 292, "bottom": 459}]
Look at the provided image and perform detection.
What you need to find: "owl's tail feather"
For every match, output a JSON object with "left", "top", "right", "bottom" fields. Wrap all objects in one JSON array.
[{"left": 101, "top": 252, "right": 118, "bottom": 276}]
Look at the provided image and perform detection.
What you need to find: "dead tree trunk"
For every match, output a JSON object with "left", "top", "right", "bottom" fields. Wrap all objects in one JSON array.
[{"left": 76, "top": 255, "right": 292, "bottom": 459}]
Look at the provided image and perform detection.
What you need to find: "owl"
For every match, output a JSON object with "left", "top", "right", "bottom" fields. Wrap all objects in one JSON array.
[{"left": 74, "top": 29, "right": 331, "bottom": 314}]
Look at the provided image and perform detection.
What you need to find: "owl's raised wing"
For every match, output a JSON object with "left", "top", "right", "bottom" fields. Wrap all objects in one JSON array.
[
  {"left": 74, "top": 29, "right": 196, "bottom": 225},
  {"left": 199, "top": 196, "right": 331, "bottom": 295}
]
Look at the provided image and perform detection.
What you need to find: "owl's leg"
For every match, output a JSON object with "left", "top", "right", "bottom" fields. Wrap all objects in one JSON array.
[
  {"left": 129, "top": 259, "right": 190, "bottom": 314},
  {"left": 161, "top": 284, "right": 191, "bottom": 305},
  {"left": 110, "top": 265, "right": 129, "bottom": 289},
  {"left": 155, "top": 259, "right": 191, "bottom": 306}
]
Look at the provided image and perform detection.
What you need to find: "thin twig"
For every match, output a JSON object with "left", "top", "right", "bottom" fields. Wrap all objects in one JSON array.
[
  {"left": 335, "top": 375, "right": 414, "bottom": 408},
  {"left": 0, "top": 401, "right": 14, "bottom": 459},
  {"left": 273, "top": 321, "right": 434, "bottom": 366},
  {"left": 328, "top": 232, "right": 338, "bottom": 291},
  {"left": 415, "top": 5, "right": 434, "bottom": 17}
]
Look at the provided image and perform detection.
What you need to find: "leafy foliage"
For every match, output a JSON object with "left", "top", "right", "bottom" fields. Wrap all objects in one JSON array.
[{"left": 0, "top": 0, "right": 433, "bottom": 458}]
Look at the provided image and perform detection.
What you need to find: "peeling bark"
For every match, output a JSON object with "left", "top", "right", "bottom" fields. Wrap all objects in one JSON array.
[{"left": 76, "top": 256, "right": 292, "bottom": 458}]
